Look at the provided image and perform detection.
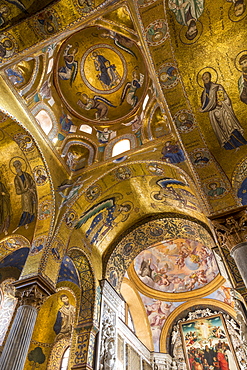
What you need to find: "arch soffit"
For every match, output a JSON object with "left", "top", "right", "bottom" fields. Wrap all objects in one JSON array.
[
  {"left": 104, "top": 215, "right": 215, "bottom": 292},
  {"left": 0, "top": 113, "right": 55, "bottom": 243},
  {"left": 67, "top": 247, "right": 97, "bottom": 325},
  {"left": 57, "top": 160, "right": 209, "bottom": 256},
  {"left": 121, "top": 277, "right": 154, "bottom": 351}
]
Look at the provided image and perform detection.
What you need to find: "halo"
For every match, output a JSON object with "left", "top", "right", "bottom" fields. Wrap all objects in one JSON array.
[
  {"left": 9, "top": 156, "right": 27, "bottom": 174},
  {"left": 228, "top": 2, "right": 247, "bottom": 22},
  {"left": 177, "top": 112, "right": 189, "bottom": 122},
  {"left": 234, "top": 50, "right": 247, "bottom": 71},
  {"left": 121, "top": 201, "right": 134, "bottom": 212},
  {"left": 151, "top": 191, "right": 163, "bottom": 202},
  {"left": 179, "top": 20, "right": 203, "bottom": 45},
  {"left": 207, "top": 181, "right": 219, "bottom": 189},
  {"left": 197, "top": 67, "right": 218, "bottom": 88}
]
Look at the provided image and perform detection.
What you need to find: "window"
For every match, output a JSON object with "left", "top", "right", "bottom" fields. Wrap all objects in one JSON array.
[
  {"left": 142, "top": 94, "right": 149, "bottom": 110},
  {"left": 112, "top": 139, "right": 130, "bottom": 157},
  {"left": 47, "top": 58, "right": 54, "bottom": 75},
  {"left": 35, "top": 109, "right": 53, "bottom": 135},
  {"left": 60, "top": 347, "right": 70, "bottom": 370},
  {"left": 79, "top": 125, "right": 92, "bottom": 134}
]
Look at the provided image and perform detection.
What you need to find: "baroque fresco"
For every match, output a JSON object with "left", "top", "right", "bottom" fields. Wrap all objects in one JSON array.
[
  {"left": 140, "top": 293, "right": 182, "bottom": 352},
  {"left": 134, "top": 238, "right": 219, "bottom": 294}
]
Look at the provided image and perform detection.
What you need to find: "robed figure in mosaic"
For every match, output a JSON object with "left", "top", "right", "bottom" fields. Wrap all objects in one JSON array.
[
  {"left": 53, "top": 294, "right": 76, "bottom": 340},
  {"left": 168, "top": 0, "right": 204, "bottom": 40},
  {"left": 200, "top": 72, "right": 247, "bottom": 150},
  {"left": 13, "top": 160, "right": 37, "bottom": 231}
]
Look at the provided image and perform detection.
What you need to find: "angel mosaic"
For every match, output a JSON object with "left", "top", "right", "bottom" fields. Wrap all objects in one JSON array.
[
  {"left": 151, "top": 178, "right": 199, "bottom": 211},
  {"left": 99, "top": 30, "right": 137, "bottom": 59},
  {"left": 3, "top": 0, "right": 27, "bottom": 13},
  {"left": 120, "top": 68, "right": 144, "bottom": 108},
  {"left": 75, "top": 197, "right": 132, "bottom": 244},
  {"left": 57, "top": 176, "right": 86, "bottom": 209},
  {"left": 58, "top": 44, "right": 78, "bottom": 86},
  {"left": 76, "top": 92, "right": 116, "bottom": 121}
]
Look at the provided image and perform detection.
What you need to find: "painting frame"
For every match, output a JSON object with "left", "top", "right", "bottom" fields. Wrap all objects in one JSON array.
[{"left": 179, "top": 313, "right": 240, "bottom": 370}]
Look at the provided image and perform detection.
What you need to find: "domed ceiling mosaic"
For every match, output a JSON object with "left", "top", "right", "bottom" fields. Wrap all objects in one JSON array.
[{"left": 55, "top": 26, "right": 148, "bottom": 123}]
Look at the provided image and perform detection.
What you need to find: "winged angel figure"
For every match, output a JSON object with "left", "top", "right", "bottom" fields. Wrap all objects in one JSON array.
[
  {"left": 77, "top": 93, "right": 116, "bottom": 121},
  {"left": 120, "top": 69, "right": 144, "bottom": 108},
  {"left": 75, "top": 197, "right": 132, "bottom": 244}
]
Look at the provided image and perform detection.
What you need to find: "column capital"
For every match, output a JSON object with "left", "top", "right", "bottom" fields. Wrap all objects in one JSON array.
[
  {"left": 13, "top": 275, "right": 55, "bottom": 309},
  {"left": 15, "top": 284, "right": 46, "bottom": 309},
  {"left": 210, "top": 207, "right": 247, "bottom": 251}
]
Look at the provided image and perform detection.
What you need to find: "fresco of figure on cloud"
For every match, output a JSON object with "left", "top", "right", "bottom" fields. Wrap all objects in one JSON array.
[
  {"left": 134, "top": 239, "right": 218, "bottom": 294},
  {"left": 199, "top": 69, "right": 247, "bottom": 150}
]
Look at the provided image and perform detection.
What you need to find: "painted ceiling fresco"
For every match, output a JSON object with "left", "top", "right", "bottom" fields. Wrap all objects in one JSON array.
[{"left": 133, "top": 238, "right": 219, "bottom": 294}]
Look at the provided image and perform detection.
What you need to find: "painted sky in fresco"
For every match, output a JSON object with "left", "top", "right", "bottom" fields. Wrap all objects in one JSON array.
[
  {"left": 140, "top": 293, "right": 183, "bottom": 352},
  {"left": 134, "top": 238, "right": 219, "bottom": 293}
]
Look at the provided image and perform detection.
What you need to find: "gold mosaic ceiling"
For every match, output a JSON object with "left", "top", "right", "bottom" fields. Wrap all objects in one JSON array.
[{"left": 0, "top": 0, "right": 247, "bottom": 227}]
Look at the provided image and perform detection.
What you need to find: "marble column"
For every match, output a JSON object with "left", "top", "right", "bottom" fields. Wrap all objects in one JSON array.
[
  {"left": 231, "top": 242, "right": 247, "bottom": 288},
  {"left": 0, "top": 284, "right": 46, "bottom": 370},
  {"left": 212, "top": 208, "right": 247, "bottom": 291}
]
